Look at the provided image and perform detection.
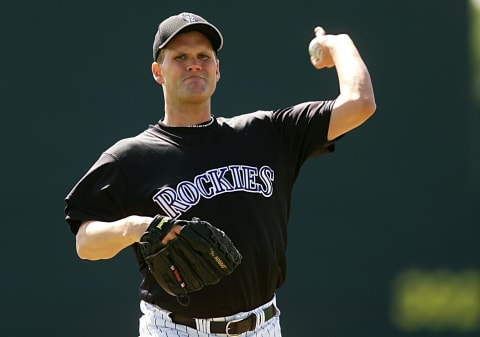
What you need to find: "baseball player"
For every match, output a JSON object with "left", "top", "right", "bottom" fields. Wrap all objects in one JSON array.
[{"left": 64, "top": 11, "right": 375, "bottom": 337}]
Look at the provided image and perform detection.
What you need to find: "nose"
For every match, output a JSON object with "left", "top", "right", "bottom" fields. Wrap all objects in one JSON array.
[{"left": 186, "top": 63, "right": 201, "bottom": 71}]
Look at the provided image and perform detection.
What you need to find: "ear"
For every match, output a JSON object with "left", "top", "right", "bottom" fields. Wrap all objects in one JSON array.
[
  {"left": 152, "top": 62, "right": 164, "bottom": 85},
  {"left": 216, "top": 59, "right": 220, "bottom": 82}
]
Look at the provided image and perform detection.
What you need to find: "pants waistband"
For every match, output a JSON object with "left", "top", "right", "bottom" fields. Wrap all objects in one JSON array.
[{"left": 169, "top": 303, "right": 277, "bottom": 336}]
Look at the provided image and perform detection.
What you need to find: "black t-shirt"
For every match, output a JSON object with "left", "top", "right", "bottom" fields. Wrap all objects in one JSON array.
[{"left": 65, "top": 100, "right": 337, "bottom": 317}]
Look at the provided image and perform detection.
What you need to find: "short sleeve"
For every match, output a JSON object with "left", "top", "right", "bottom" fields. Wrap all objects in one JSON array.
[
  {"left": 64, "top": 153, "right": 128, "bottom": 234},
  {"left": 273, "top": 100, "right": 337, "bottom": 165}
]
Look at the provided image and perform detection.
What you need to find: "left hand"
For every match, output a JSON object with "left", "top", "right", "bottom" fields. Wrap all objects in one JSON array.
[{"left": 161, "top": 224, "right": 183, "bottom": 245}]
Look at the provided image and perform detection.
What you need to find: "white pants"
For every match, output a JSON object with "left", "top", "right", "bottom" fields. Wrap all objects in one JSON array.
[{"left": 139, "top": 296, "right": 282, "bottom": 337}]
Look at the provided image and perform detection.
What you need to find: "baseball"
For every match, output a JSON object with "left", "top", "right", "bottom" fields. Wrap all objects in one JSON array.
[{"left": 308, "top": 38, "right": 323, "bottom": 62}]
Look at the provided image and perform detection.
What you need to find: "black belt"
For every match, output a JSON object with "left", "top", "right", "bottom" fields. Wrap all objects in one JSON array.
[{"left": 169, "top": 303, "right": 277, "bottom": 335}]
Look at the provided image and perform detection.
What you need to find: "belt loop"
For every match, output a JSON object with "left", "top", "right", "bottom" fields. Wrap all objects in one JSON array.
[
  {"left": 194, "top": 318, "right": 210, "bottom": 334},
  {"left": 254, "top": 307, "right": 266, "bottom": 329}
]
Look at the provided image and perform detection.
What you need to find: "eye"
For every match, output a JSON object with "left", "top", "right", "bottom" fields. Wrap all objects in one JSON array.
[
  {"left": 175, "top": 54, "right": 187, "bottom": 61},
  {"left": 198, "top": 54, "right": 209, "bottom": 60}
]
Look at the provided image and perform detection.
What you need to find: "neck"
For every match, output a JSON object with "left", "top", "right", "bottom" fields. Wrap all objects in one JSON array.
[{"left": 163, "top": 100, "right": 212, "bottom": 127}]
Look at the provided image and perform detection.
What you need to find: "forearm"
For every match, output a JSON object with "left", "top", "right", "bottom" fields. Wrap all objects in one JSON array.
[
  {"left": 330, "top": 34, "right": 375, "bottom": 109},
  {"left": 76, "top": 215, "right": 152, "bottom": 260}
]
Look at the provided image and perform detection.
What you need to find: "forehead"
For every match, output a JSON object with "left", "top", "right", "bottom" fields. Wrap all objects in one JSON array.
[{"left": 164, "top": 30, "right": 214, "bottom": 52}]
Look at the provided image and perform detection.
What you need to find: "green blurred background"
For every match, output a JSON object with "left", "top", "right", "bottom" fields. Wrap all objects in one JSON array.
[{"left": 1, "top": 0, "right": 478, "bottom": 336}]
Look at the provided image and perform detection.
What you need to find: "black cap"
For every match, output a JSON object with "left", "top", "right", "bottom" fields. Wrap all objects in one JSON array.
[{"left": 152, "top": 12, "right": 223, "bottom": 61}]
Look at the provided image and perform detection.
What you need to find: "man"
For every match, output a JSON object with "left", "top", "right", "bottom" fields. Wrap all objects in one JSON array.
[{"left": 65, "top": 11, "right": 375, "bottom": 337}]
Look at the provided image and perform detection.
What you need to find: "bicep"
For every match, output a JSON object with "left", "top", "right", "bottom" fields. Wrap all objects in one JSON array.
[{"left": 327, "top": 94, "right": 376, "bottom": 141}]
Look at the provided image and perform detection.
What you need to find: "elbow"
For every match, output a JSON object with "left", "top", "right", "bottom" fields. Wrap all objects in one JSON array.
[
  {"left": 75, "top": 238, "right": 118, "bottom": 261},
  {"left": 76, "top": 235, "right": 97, "bottom": 260},
  {"left": 359, "top": 95, "right": 376, "bottom": 120},
  {"left": 75, "top": 223, "right": 95, "bottom": 260},
  {"left": 353, "top": 95, "right": 376, "bottom": 124},
  {"left": 76, "top": 242, "right": 111, "bottom": 260},
  {"left": 328, "top": 93, "right": 376, "bottom": 140},
  {"left": 338, "top": 90, "right": 376, "bottom": 124},
  {"left": 75, "top": 230, "right": 109, "bottom": 260},
  {"left": 76, "top": 250, "right": 92, "bottom": 260}
]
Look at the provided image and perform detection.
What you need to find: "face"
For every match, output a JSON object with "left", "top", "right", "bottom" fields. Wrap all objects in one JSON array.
[{"left": 152, "top": 31, "right": 220, "bottom": 105}]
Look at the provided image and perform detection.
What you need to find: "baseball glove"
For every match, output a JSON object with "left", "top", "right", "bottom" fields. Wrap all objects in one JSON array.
[{"left": 139, "top": 215, "right": 242, "bottom": 306}]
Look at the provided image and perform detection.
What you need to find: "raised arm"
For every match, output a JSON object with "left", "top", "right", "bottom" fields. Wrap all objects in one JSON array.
[{"left": 310, "top": 26, "right": 376, "bottom": 141}]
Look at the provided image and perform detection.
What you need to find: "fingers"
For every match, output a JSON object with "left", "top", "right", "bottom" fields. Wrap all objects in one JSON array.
[
  {"left": 174, "top": 224, "right": 184, "bottom": 234},
  {"left": 161, "top": 225, "right": 183, "bottom": 245},
  {"left": 309, "top": 27, "right": 326, "bottom": 68},
  {"left": 314, "top": 26, "right": 326, "bottom": 37}
]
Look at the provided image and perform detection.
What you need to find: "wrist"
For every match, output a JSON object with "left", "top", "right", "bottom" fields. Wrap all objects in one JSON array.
[{"left": 126, "top": 215, "right": 153, "bottom": 243}]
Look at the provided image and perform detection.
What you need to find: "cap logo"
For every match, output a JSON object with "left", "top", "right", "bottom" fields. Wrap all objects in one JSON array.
[{"left": 181, "top": 13, "right": 199, "bottom": 23}]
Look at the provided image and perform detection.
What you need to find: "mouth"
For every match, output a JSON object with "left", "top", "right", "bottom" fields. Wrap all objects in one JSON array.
[{"left": 184, "top": 75, "right": 205, "bottom": 81}]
